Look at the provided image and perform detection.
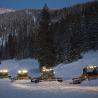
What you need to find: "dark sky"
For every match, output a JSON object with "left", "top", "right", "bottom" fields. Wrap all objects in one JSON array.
[{"left": 0, "top": 0, "right": 93, "bottom": 10}]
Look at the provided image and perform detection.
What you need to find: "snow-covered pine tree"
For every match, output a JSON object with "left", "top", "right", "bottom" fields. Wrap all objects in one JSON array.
[
  {"left": 38, "top": 4, "right": 56, "bottom": 68},
  {"left": 7, "top": 33, "right": 17, "bottom": 59}
]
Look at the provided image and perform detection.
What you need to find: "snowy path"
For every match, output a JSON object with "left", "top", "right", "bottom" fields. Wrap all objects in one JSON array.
[
  {"left": 0, "top": 79, "right": 98, "bottom": 98},
  {"left": 12, "top": 80, "right": 98, "bottom": 92}
]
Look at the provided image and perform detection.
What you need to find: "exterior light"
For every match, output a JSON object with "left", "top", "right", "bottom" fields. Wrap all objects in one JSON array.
[
  {"left": 18, "top": 70, "right": 21, "bottom": 74},
  {"left": 0, "top": 69, "right": 8, "bottom": 73},
  {"left": 94, "top": 66, "right": 97, "bottom": 68},
  {"left": 18, "top": 70, "right": 28, "bottom": 74},
  {"left": 42, "top": 66, "right": 53, "bottom": 72},
  {"left": 3, "top": 70, "right": 8, "bottom": 73},
  {"left": 22, "top": 70, "right": 28, "bottom": 73}
]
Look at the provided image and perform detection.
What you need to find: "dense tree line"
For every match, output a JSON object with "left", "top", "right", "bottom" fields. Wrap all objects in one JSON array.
[{"left": 0, "top": 1, "right": 98, "bottom": 67}]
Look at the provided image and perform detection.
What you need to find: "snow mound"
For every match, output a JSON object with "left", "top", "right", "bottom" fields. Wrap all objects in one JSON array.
[
  {"left": 81, "top": 79, "right": 98, "bottom": 86},
  {"left": 0, "top": 58, "right": 40, "bottom": 77},
  {"left": 54, "top": 50, "right": 98, "bottom": 80}
]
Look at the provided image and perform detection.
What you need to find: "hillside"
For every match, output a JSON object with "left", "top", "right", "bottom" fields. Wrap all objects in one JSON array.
[
  {"left": 0, "top": 8, "right": 15, "bottom": 14},
  {"left": 55, "top": 50, "right": 98, "bottom": 81},
  {"left": 0, "top": 1, "right": 98, "bottom": 66},
  {"left": 0, "top": 50, "right": 98, "bottom": 83}
]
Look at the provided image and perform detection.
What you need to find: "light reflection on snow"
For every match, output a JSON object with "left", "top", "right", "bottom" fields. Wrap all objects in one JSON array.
[{"left": 12, "top": 81, "right": 98, "bottom": 92}]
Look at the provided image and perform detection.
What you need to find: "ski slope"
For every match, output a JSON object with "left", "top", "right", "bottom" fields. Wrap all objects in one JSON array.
[
  {"left": 0, "top": 58, "right": 40, "bottom": 78},
  {"left": 0, "top": 50, "right": 98, "bottom": 81},
  {"left": 54, "top": 50, "right": 98, "bottom": 86},
  {"left": 54, "top": 50, "right": 98, "bottom": 81},
  {"left": 0, "top": 51, "right": 98, "bottom": 98}
]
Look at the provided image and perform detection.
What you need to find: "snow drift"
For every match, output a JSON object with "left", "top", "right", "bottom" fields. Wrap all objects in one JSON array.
[
  {"left": 0, "top": 58, "right": 40, "bottom": 77},
  {"left": 54, "top": 50, "right": 98, "bottom": 80}
]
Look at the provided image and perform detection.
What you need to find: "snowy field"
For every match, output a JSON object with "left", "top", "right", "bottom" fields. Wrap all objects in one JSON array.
[
  {"left": 0, "top": 79, "right": 98, "bottom": 98},
  {"left": 0, "top": 51, "right": 98, "bottom": 98}
]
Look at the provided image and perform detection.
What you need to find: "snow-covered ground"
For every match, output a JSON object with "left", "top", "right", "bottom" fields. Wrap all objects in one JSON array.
[
  {"left": 0, "top": 58, "right": 40, "bottom": 78},
  {"left": 0, "top": 79, "right": 98, "bottom": 98},
  {"left": 0, "top": 8, "right": 15, "bottom": 14},
  {"left": 54, "top": 50, "right": 98, "bottom": 81},
  {"left": 0, "top": 51, "right": 98, "bottom": 98},
  {"left": 54, "top": 50, "right": 98, "bottom": 87}
]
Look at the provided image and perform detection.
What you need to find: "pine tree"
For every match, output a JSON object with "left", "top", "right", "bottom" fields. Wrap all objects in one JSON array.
[
  {"left": 8, "top": 33, "right": 17, "bottom": 59},
  {"left": 38, "top": 4, "right": 55, "bottom": 68},
  {"left": 67, "top": 32, "right": 81, "bottom": 62}
]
